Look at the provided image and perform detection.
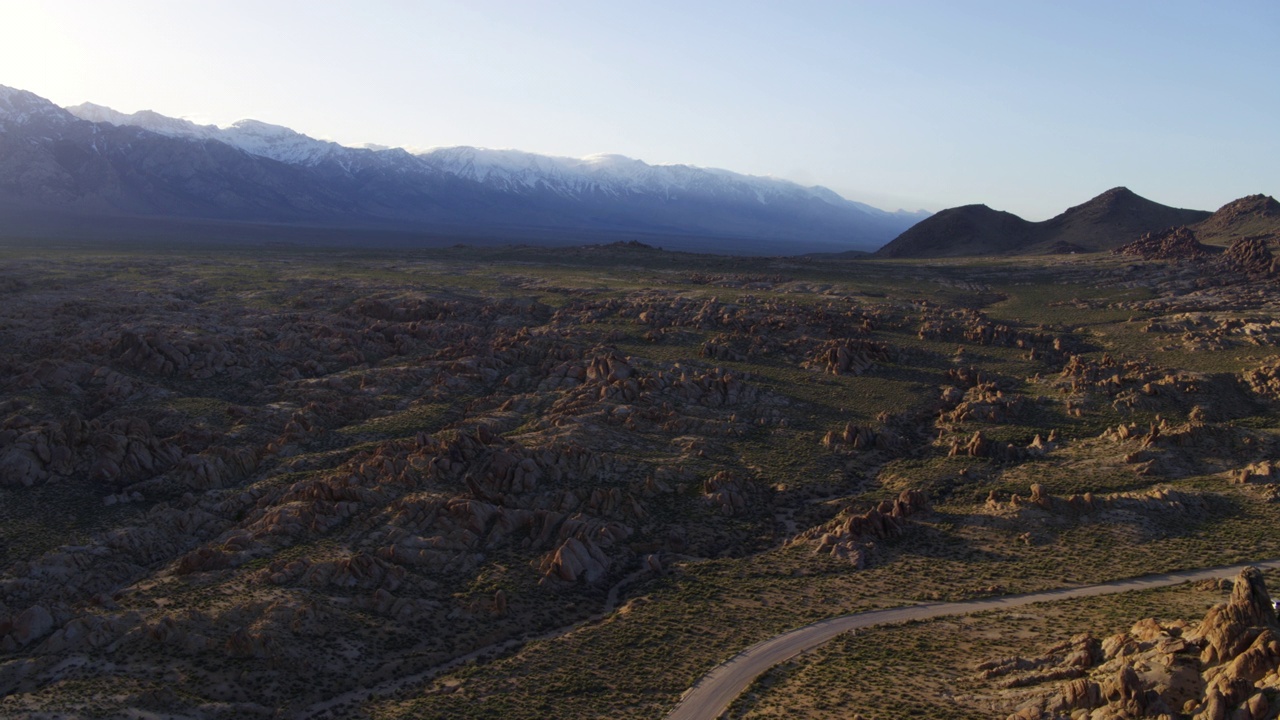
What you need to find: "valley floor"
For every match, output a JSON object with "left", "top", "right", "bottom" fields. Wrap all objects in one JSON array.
[{"left": 1, "top": 240, "right": 1280, "bottom": 719}]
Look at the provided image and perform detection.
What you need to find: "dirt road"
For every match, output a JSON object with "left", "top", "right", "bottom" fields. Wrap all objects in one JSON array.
[{"left": 665, "top": 559, "right": 1280, "bottom": 720}]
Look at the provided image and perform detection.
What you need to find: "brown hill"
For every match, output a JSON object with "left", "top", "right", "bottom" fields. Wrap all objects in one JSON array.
[
  {"left": 1193, "top": 194, "right": 1280, "bottom": 246},
  {"left": 875, "top": 187, "right": 1211, "bottom": 258},
  {"left": 873, "top": 204, "right": 1033, "bottom": 258},
  {"left": 1030, "top": 187, "right": 1211, "bottom": 253}
]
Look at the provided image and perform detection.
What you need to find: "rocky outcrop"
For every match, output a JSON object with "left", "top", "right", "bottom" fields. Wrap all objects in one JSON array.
[
  {"left": 703, "top": 471, "right": 751, "bottom": 516},
  {"left": 821, "top": 423, "right": 907, "bottom": 452},
  {"left": 700, "top": 336, "right": 749, "bottom": 363},
  {"left": 262, "top": 553, "right": 407, "bottom": 591},
  {"left": 946, "top": 430, "right": 1055, "bottom": 462},
  {"left": 1056, "top": 354, "right": 1227, "bottom": 416},
  {"left": 1195, "top": 567, "right": 1279, "bottom": 665},
  {"left": 1113, "top": 226, "right": 1210, "bottom": 261},
  {"left": 111, "top": 329, "right": 244, "bottom": 379},
  {"left": 1098, "top": 417, "right": 1272, "bottom": 478},
  {"left": 537, "top": 537, "right": 611, "bottom": 584},
  {"left": 0, "top": 413, "right": 183, "bottom": 488},
  {"left": 1223, "top": 237, "right": 1280, "bottom": 278},
  {"left": 805, "top": 339, "right": 896, "bottom": 376},
  {"left": 984, "top": 483, "right": 1206, "bottom": 522},
  {"left": 792, "top": 490, "right": 930, "bottom": 568},
  {"left": 1243, "top": 361, "right": 1280, "bottom": 401},
  {"left": 939, "top": 382, "right": 1027, "bottom": 424},
  {"left": 995, "top": 568, "right": 1280, "bottom": 720},
  {"left": 918, "top": 309, "right": 1071, "bottom": 358},
  {"left": 2, "top": 605, "right": 54, "bottom": 647},
  {"left": 1232, "top": 460, "right": 1280, "bottom": 485}
]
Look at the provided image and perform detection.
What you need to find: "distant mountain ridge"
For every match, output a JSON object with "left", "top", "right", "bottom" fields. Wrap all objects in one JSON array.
[
  {"left": 65, "top": 100, "right": 927, "bottom": 225},
  {"left": 67, "top": 101, "right": 412, "bottom": 168},
  {"left": 0, "top": 86, "right": 929, "bottom": 253},
  {"left": 876, "top": 187, "right": 1212, "bottom": 258}
]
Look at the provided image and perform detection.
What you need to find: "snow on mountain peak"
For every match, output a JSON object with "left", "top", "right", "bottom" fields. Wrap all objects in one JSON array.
[
  {"left": 0, "top": 85, "right": 72, "bottom": 129},
  {"left": 409, "top": 145, "right": 862, "bottom": 208},
  {"left": 216, "top": 120, "right": 345, "bottom": 165},
  {"left": 63, "top": 102, "right": 127, "bottom": 124},
  {"left": 581, "top": 153, "right": 641, "bottom": 167},
  {"left": 66, "top": 103, "right": 221, "bottom": 141},
  {"left": 63, "top": 102, "right": 343, "bottom": 165},
  {"left": 52, "top": 95, "right": 901, "bottom": 217},
  {"left": 226, "top": 119, "right": 310, "bottom": 141}
]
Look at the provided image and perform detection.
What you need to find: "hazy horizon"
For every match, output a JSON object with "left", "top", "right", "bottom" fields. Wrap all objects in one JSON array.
[{"left": 2, "top": 0, "right": 1276, "bottom": 220}]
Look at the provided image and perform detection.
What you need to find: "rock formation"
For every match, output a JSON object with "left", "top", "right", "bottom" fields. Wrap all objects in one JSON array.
[
  {"left": 1113, "top": 226, "right": 1210, "bottom": 261},
  {"left": 994, "top": 568, "right": 1280, "bottom": 720},
  {"left": 1223, "top": 237, "right": 1280, "bottom": 278},
  {"left": 791, "top": 490, "right": 930, "bottom": 568}
]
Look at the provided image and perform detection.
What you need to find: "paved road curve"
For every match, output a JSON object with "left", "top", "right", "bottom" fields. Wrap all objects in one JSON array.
[{"left": 665, "top": 559, "right": 1280, "bottom": 720}]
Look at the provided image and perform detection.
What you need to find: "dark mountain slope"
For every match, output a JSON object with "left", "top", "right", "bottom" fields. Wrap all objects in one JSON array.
[
  {"left": 1030, "top": 187, "right": 1210, "bottom": 253},
  {"left": 874, "top": 204, "right": 1033, "bottom": 258},
  {"left": 875, "top": 187, "right": 1212, "bottom": 258}
]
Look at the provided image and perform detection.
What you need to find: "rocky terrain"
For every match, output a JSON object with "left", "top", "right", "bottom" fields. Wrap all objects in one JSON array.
[
  {"left": 1, "top": 235, "right": 1280, "bottom": 718},
  {"left": 993, "top": 567, "right": 1280, "bottom": 720},
  {"left": 1113, "top": 227, "right": 1211, "bottom": 262},
  {"left": 726, "top": 569, "right": 1280, "bottom": 720}
]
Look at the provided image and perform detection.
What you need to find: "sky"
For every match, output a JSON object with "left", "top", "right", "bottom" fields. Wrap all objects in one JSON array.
[{"left": 1, "top": 0, "right": 1276, "bottom": 219}]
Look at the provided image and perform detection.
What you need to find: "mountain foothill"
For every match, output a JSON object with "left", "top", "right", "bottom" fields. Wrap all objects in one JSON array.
[{"left": 875, "top": 186, "right": 1280, "bottom": 259}]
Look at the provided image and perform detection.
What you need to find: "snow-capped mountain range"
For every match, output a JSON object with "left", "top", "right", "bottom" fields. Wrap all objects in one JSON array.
[
  {"left": 0, "top": 85, "right": 928, "bottom": 253},
  {"left": 66, "top": 100, "right": 921, "bottom": 222},
  {"left": 0, "top": 86, "right": 73, "bottom": 131},
  {"left": 68, "top": 102, "right": 365, "bottom": 167}
]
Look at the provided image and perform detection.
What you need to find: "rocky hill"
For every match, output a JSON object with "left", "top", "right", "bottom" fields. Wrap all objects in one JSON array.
[
  {"left": 1034, "top": 187, "right": 1211, "bottom": 252},
  {"left": 876, "top": 187, "right": 1212, "bottom": 258},
  {"left": 873, "top": 204, "right": 1034, "bottom": 259},
  {"left": 1109, "top": 194, "right": 1280, "bottom": 270},
  {"left": 1193, "top": 194, "right": 1280, "bottom": 246}
]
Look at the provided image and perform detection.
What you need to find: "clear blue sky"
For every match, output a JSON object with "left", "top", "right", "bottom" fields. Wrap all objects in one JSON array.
[{"left": 2, "top": 0, "right": 1276, "bottom": 219}]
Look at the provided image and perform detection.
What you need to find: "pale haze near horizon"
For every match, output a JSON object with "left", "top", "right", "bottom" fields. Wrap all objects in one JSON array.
[{"left": 1, "top": 0, "right": 1275, "bottom": 220}]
